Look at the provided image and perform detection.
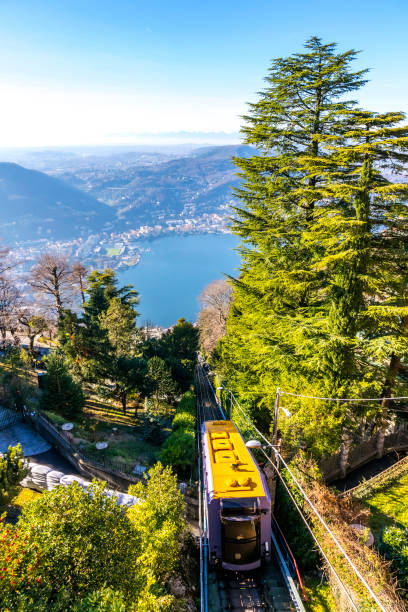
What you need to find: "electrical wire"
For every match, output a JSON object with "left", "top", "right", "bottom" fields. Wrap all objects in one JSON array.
[
  {"left": 280, "top": 390, "right": 408, "bottom": 402},
  {"left": 263, "top": 448, "right": 358, "bottom": 611},
  {"left": 230, "top": 390, "right": 388, "bottom": 612}
]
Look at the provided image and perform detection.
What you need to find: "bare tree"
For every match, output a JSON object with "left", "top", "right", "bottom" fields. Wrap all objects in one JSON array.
[
  {"left": 198, "top": 279, "right": 232, "bottom": 355},
  {"left": 0, "top": 278, "right": 21, "bottom": 346},
  {"left": 18, "top": 308, "right": 48, "bottom": 362},
  {"left": 70, "top": 261, "right": 88, "bottom": 306},
  {"left": 28, "top": 253, "right": 73, "bottom": 319},
  {"left": 0, "top": 244, "right": 15, "bottom": 278}
]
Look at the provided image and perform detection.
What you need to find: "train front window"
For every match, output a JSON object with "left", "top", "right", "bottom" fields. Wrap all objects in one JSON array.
[
  {"left": 221, "top": 499, "right": 260, "bottom": 565},
  {"left": 221, "top": 498, "right": 258, "bottom": 517}
]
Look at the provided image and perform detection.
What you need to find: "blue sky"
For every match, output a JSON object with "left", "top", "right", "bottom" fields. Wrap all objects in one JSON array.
[{"left": 0, "top": 0, "right": 407, "bottom": 147}]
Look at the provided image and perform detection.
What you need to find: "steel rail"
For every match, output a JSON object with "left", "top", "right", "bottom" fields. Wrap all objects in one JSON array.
[
  {"left": 195, "top": 363, "right": 272, "bottom": 611},
  {"left": 196, "top": 373, "right": 207, "bottom": 612}
]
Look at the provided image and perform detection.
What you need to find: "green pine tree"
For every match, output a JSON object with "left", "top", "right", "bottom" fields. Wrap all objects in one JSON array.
[
  {"left": 219, "top": 38, "right": 408, "bottom": 456},
  {"left": 41, "top": 352, "right": 84, "bottom": 418}
]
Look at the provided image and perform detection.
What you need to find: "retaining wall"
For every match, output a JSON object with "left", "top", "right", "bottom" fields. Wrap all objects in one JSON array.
[{"left": 320, "top": 426, "right": 408, "bottom": 483}]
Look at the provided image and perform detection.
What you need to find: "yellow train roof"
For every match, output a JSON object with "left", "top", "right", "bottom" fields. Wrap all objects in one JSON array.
[{"left": 205, "top": 420, "right": 266, "bottom": 499}]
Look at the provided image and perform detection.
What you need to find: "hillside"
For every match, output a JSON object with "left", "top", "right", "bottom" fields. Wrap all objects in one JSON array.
[
  {"left": 57, "top": 145, "right": 255, "bottom": 229},
  {"left": 0, "top": 163, "right": 115, "bottom": 242}
]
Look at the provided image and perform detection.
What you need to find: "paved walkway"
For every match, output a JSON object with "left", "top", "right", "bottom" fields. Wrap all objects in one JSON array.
[
  {"left": 29, "top": 448, "right": 80, "bottom": 475},
  {"left": 0, "top": 422, "right": 51, "bottom": 456}
]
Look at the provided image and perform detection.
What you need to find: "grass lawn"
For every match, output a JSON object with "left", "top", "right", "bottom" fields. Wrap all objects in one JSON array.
[
  {"left": 106, "top": 247, "right": 121, "bottom": 256},
  {"left": 44, "top": 393, "right": 170, "bottom": 471},
  {"left": 9, "top": 487, "right": 41, "bottom": 507},
  {"left": 360, "top": 469, "right": 408, "bottom": 536},
  {"left": 0, "top": 486, "right": 42, "bottom": 523}
]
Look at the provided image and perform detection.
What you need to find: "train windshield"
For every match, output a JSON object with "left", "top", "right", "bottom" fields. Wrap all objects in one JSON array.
[
  {"left": 221, "top": 499, "right": 260, "bottom": 565},
  {"left": 221, "top": 498, "right": 259, "bottom": 516}
]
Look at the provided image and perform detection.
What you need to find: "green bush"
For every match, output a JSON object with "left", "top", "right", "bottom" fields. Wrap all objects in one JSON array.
[
  {"left": 176, "top": 390, "right": 195, "bottom": 416},
  {"left": 0, "top": 481, "right": 139, "bottom": 606},
  {"left": 40, "top": 352, "right": 84, "bottom": 418},
  {"left": 1, "top": 466, "right": 188, "bottom": 611},
  {"left": 128, "top": 463, "right": 186, "bottom": 609},
  {"left": 160, "top": 429, "right": 195, "bottom": 476},
  {"left": 74, "top": 587, "right": 128, "bottom": 611},
  {"left": 159, "top": 391, "right": 196, "bottom": 477},
  {"left": 380, "top": 526, "right": 408, "bottom": 591},
  {"left": 0, "top": 443, "right": 28, "bottom": 504},
  {"left": 172, "top": 411, "right": 195, "bottom": 432}
]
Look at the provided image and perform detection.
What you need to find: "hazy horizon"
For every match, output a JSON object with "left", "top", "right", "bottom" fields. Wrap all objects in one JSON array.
[{"left": 1, "top": 0, "right": 408, "bottom": 148}]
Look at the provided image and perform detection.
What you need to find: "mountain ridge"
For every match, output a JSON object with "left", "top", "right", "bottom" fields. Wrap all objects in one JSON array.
[{"left": 0, "top": 162, "right": 114, "bottom": 243}]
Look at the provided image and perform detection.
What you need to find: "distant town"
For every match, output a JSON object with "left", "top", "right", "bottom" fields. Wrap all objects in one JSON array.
[{"left": 10, "top": 211, "right": 231, "bottom": 276}]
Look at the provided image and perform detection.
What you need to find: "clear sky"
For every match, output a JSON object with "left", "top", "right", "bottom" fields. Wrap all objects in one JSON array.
[{"left": 0, "top": 0, "right": 407, "bottom": 148}]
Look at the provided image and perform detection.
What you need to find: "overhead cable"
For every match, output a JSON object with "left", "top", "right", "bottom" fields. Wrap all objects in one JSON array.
[
  {"left": 262, "top": 448, "right": 358, "bottom": 611},
  {"left": 280, "top": 391, "right": 408, "bottom": 402},
  {"left": 230, "top": 390, "right": 388, "bottom": 612}
]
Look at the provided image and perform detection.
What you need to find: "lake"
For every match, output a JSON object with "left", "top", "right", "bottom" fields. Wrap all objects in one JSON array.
[{"left": 118, "top": 233, "right": 240, "bottom": 327}]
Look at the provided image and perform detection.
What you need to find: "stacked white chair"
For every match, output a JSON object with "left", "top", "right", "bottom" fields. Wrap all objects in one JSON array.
[
  {"left": 20, "top": 463, "right": 139, "bottom": 506},
  {"left": 60, "top": 475, "right": 91, "bottom": 489},
  {"left": 46, "top": 470, "right": 65, "bottom": 491},
  {"left": 30, "top": 464, "right": 52, "bottom": 491},
  {"left": 114, "top": 492, "right": 139, "bottom": 507}
]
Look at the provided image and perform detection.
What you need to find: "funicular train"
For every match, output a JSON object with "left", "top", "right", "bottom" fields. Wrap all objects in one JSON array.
[{"left": 202, "top": 419, "right": 271, "bottom": 571}]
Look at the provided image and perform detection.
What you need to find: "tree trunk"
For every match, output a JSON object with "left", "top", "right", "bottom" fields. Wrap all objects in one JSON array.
[
  {"left": 377, "top": 353, "right": 401, "bottom": 458},
  {"left": 28, "top": 333, "right": 35, "bottom": 363},
  {"left": 55, "top": 293, "right": 63, "bottom": 319},
  {"left": 339, "top": 430, "right": 353, "bottom": 477},
  {"left": 121, "top": 392, "right": 127, "bottom": 415},
  {"left": 79, "top": 278, "right": 85, "bottom": 306}
]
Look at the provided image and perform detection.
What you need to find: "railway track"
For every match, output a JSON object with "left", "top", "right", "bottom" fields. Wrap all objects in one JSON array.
[
  {"left": 216, "top": 570, "right": 269, "bottom": 611},
  {"left": 195, "top": 362, "right": 224, "bottom": 423},
  {"left": 195, "top": 363, "right": 299, "bottom": 612}
]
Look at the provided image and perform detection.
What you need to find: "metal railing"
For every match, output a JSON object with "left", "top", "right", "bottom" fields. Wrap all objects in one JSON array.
[
  {"left": 338, "top": 453, "right": 408, "bottom": 500},
  {"left": 26, "top": 409, "right": 142, "bottom": 481},
  {"left": 271, "top": 515, "right": 307, "bottom": 602},
  {"left": 0, "top": 405, "right": 23, "bottom": 431}
]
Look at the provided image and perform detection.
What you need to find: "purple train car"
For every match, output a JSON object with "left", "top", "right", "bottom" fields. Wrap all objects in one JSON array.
[{"left": 202, "top": 420, "right": 271, "bottom": 571}]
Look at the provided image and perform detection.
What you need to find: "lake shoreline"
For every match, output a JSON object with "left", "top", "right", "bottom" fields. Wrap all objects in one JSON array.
[{"left": 117, "top": 233, "right": 240, "bottom": 327}]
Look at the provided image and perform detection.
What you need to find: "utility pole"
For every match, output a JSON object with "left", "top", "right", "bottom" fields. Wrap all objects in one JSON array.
[
  {"left": 272, "top": 387, "right": 281, "bottom": 446},
  {"left": 269, "top": 387, "right": 281, "bottom": 511}
]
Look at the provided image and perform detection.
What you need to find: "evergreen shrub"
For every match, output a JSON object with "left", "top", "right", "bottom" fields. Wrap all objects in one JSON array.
[
  {"left": 380, "top": 526, "right": 408, "bottom": 592},
  {"left": 0, "top": 443, "right": 28, "bottom": 504}
]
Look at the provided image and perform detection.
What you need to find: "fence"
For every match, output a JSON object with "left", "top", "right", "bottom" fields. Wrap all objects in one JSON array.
[
  {"left": 320, "top": 423, "right": 408, "bottom": 482},
  {"left": 24, "top": 409, "right": 199, "bottom": 505},
  {"left": 24, "top": 409, "right": 143, "bottom": 491},
  {"left": 338, "top": 454, "right": 408, "bottom": 501},
  {"left": 0, "top": 405, "right": 22, "bottom": 431}
]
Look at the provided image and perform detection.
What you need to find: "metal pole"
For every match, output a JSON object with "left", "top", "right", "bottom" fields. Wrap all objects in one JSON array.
[{"left": 272, "top": 387, "right": 281, "bottom": 445}]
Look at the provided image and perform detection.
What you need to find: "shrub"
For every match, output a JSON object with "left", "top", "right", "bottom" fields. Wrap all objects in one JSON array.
[
  {"left": 128, "top": 463, "right": 185, "bottom": 608},
  {"left": 160, "top": 429, "right": 195, "bottom": 476},
  {"left": 40, "top": 352, "right": 84, "bottom": 418},
  {"left": 141, "top": 413, "right": 169, "bottom": 445},
  {"left": 176, "top": 390, "right": 195, "bottom": 416},
  {"left": 159, "top": 391, "right": 196, "bottom": 477},
  {"left": 0, "top": 443, "right": 28, "bottom": 504},
  {"left": 1, "top": 466, "right": 188, "bottom": 611},
  {"left": 380, "top": 526, "right": 408, "bottom": 591},
  {"left": 172, "top": 411, "right": 195, "bottom": 432},
  {"left": 1, "top": 481, "right": 140, "bottom": 606}
]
